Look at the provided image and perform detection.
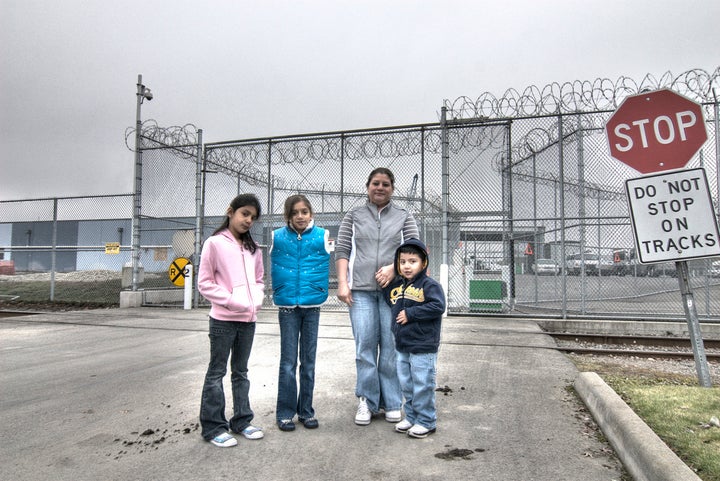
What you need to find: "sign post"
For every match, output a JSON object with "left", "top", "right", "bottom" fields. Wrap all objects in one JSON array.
[{"left": 607, "top": 88, "right": 713, "bottom": 387}]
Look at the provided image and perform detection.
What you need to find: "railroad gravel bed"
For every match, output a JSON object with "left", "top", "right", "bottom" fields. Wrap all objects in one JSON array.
[
  {"left": 555, "top": 338, "right": 720, "bottom": 355},
  {"left": 560, "top": 339, "right": 720, "bottom": 384}
]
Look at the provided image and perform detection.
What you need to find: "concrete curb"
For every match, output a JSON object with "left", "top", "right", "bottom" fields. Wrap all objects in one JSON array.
[{"left": 574, "top": 372, "right": 701, "bottom": 481}]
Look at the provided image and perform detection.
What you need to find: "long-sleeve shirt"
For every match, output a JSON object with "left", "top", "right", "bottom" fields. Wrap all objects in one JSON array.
[
  {"left": 197, "top": 229, "right": 264, "bottom": 322},
  {"left": 335, "top": 200, "right": 419, "bottom": 291}
]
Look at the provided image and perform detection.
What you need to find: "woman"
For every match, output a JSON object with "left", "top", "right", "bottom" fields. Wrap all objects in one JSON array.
[{"left": 335, "top": 167, "right": 420, "bottom": 425}]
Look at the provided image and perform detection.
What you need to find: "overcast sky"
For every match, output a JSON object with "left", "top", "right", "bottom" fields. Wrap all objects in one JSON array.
[{"left": 1, "top": 0, "right": 718, "bottom": 200}]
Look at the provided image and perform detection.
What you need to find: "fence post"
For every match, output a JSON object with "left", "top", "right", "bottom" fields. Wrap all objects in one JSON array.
[
  {"left": 194, "top": 129, "right": 204, "bottom": 308},
  {"left": 559, "top": 111, "right": 568, "bottom": 318},
  {"left": 440, "top": 107, "right": 449, "bottom": 266},
  {"left": 50, "top": 197, "right": 58, "bottom": 301}
]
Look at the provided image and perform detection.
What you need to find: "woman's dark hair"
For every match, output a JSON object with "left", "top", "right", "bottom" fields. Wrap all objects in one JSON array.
[
  {"left": 213, "top": 193, "right": 262, "bottom": 253},
  {"left": 283, "top": 194, "right": 313, "bottom": 223},
  {"left": 366, "top": 167, "right": 395, "bottom": 188}
]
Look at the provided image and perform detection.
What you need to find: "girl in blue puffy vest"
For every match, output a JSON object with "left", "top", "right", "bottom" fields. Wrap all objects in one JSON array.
[{"left": 270, "top": 194, "right": 331, "bottom": 431}]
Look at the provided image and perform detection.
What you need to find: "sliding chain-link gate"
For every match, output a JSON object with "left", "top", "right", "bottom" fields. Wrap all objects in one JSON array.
[{"left": 196, "top": 68, "right": 720, "bottom": 319}]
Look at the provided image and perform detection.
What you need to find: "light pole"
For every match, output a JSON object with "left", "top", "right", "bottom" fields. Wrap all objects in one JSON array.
[{"left": 132, "top": 74, "right": 153, "bottom": 291}]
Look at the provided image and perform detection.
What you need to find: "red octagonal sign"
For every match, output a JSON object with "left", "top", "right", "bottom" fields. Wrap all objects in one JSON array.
[{"left": 605, "top": 88, "right": 707, "bottom": 174}]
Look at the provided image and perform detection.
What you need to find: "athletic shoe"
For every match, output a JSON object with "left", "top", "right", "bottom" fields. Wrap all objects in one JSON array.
[
  {"left": 299, "top": 417, "right": 319, "bottom": 429},
  {"left": 210, "top": 432, "right": 237, "bottom": 447},
  {"left": 384, "top": 410, "right": 402, "bottom": 423},
  {"left": 355, "top": 397, "right": 371, "bottom": 425},
  {"left": 407, "top": 424, "right": 436, "bottom": 439},
  {"left": 278, "top": 419, "right": 295, "bottom": 431},
  {"left": 241, "top": 425, "right": 264, "bottom": 440},
  {"left": 394, "top": 419, "right": 413, "bottom": 433}
]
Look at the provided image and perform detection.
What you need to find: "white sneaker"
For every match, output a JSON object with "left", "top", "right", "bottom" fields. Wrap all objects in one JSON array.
[
  {"left": 355, "top": 397, "right": 371, "bottom": 425},
  {"left": 240, "top": 425, "right": 264, "bottom": 440},
  {"left": 395, "top": 419, "right": 413, "bottom": 433},
  {"left": 385, "top": 409, "right": 402, "bottom": 423},
  {"left": 210, "top": 432, "right": 237, "bottom": 447},
  {"left": 408, "top": 424, "right": 436, "bottom": 439}
]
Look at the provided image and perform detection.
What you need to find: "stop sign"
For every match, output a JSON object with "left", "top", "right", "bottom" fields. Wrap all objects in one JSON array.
[{"left": 605, "top": 88, "right": 707, "bottom": 174}]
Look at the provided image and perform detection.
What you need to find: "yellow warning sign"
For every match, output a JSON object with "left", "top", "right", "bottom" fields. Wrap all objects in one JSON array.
[
  {"left": 105, "top": 242, "right": 120, "bottom": 255},
  {"left": 169, "top": 257, "right": 191, "bottom": 287}
]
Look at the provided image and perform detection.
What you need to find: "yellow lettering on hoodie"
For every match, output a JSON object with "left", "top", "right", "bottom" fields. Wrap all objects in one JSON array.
[{"left": 389, "top": 284, "right": 425, "bottom": 305}]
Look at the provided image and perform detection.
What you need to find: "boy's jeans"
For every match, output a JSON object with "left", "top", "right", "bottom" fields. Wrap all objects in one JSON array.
[
  {"left": 349, "top": 290, "right": 402, "bottom": 413},
  {"left": 199, "top": 317, "right": 256, "bottom": 440},
  {"left": 276, "top": 306, "right": 320, "bottom": 421},
  {"left": 396, "top": 351, "right": 437, "bottom": 429}
]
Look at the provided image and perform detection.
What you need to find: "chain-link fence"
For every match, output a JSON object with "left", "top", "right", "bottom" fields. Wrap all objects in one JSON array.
[
  {"left": 2, "top": 68, "right": 719, "bottom": 319},
  {"left": 0, "top": 194, "right": 135, "bottom": 305}
]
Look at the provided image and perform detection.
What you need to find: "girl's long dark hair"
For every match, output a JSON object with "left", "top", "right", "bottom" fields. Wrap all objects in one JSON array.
[{"left": 212, "top": 193, "right": 261, "bottom": 253}]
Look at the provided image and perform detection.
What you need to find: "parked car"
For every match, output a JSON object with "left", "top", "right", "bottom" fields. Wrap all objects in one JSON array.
[
  {"left": 532, "top": 258, "right": 560, "bottom": 275},
  {"left": 565, "top": 253, "right": 599, "bottom": 275},
  {"left": 598, "top": 256, "right": 615, "bottom": 276},
  {"left": 710, "top": 260, "right": 720, "bottom": 278},
  {"left": 647, "top": 261, "right": 677, "bottom": 277},
  {"left": 612, "top": 257, "right": 651, "bottom": 276},
  {"left": 474, "top": 259, "right": 502, "bottom": 274}
]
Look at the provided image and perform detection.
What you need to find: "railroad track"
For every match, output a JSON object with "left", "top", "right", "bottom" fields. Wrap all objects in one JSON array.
[{"left": 549, "top": 332, "right": 720, "bottom": 361}]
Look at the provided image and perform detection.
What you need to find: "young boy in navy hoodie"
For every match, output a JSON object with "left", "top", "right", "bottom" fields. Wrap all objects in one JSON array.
[{"left": 383, "top": 238, "right": 446, "bottom": 438}]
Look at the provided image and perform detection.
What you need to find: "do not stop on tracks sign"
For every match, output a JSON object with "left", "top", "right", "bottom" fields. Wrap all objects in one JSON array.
[{"left": 625, "top": 168, "right": 720, "bottom": 263}]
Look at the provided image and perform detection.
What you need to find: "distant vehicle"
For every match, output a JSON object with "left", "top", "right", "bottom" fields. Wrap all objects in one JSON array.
[
  {"left": 710, "top": 261, "right": 720, "bottom": 278},
  {"left": 598, "top": 256, "right": 615, "bottom": 276},
  {"left": 532, "top": 258, "right": 560, "bottom": 275},
  {"left": 647, "top": 261, "right": 677, "bottom": 277},
  {"left": 612, "top": 248, "right": 651, "bottom": 276},
  {"left": 474, "top": 259, "right": 502, "bottom": 274},
  {"left": 565, "top": 253, "right": 600, "bottom": 276}
]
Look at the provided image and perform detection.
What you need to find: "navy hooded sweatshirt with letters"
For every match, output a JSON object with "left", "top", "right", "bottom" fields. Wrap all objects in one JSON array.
[{"left": 383, "top": 238, "right": 446, "bottom": 354}]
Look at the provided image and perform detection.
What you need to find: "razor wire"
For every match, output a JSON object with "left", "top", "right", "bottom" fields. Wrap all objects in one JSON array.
[
  {"left": 443, "top": 67, "right": 720, "bottom": 120},
  {"left": 125, "top": 120, "right": 200, "bottom": 157}
]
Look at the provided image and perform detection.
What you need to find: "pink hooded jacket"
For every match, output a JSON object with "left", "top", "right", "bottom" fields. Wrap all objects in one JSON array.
[{"left": 197, "top": 229, "right": 265, "bottom": 322}]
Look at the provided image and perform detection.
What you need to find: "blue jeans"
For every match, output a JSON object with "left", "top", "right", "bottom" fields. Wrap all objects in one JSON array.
[
  {"left": 348, "top": 290, "right": 402, "bottom": 413},
  {"left": 276, "top": 307, "right": 320, "bottom": 421},
  {"left": 199, "top": 317, "right": 256, "bottom": 440},
  {"left": 397, "top": 351, "right": 437, "bottom": 429}
]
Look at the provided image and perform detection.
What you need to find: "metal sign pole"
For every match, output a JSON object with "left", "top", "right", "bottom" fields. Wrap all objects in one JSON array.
[{"left": 675, "top": 260, "right": 712, "bottom": 387}]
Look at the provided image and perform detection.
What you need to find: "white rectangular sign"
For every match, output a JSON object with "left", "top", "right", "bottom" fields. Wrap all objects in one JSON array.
[{"left": 625, "top": 167, "right": 720, "bottom": 263}]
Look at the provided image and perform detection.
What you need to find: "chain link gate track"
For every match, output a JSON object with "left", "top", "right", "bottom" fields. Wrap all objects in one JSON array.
[{"left": 1, "top": 68, "right": 719, "bottom": 320}]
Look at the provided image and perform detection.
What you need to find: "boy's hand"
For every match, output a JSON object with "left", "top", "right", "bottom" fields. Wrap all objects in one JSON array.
[
  {"left": 396, "top": 309, "right": 408, "bottom": 325},
  {"left": 375, "top": 264, "right": 394, "bottom": 287}
]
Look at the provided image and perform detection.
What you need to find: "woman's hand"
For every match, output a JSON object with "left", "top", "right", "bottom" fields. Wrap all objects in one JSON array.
[{"left": 337, "top": 281, "right": 353, "bottom": 306}]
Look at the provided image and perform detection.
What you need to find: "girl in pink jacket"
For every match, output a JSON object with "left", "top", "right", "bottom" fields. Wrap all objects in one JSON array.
[{"left": 197, "top": 193, "right": 265, "bottom": 447}]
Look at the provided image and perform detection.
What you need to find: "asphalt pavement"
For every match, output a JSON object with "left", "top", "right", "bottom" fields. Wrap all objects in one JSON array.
[{"left": 1, "top": 307, "right": 632, "bottom": 481}]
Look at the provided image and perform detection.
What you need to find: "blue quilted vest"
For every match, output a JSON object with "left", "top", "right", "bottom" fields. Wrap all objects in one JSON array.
[{"left": 271, "top": 225, "right": 330, "bottom": 307}]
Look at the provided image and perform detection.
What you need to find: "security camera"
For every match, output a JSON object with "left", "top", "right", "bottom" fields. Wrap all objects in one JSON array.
[{"left": 143, "top": 89, "right": 153, "bottom": 101}]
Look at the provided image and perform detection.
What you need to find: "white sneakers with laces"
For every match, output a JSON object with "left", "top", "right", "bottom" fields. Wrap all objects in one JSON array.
[{"left": 354, "top": 397, "right": 371, "bottom": 425}]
